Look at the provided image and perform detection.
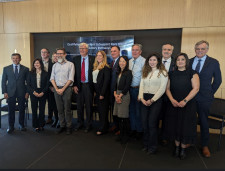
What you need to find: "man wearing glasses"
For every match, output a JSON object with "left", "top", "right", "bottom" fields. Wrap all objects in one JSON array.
[
  {"left": 190, "top": 40, "right": 222, "bottom": 158},
  {"left": 50, "top": 48, "right": 75, "bottom": 135},
  {"left": 73, "top": 43, "right": 95, "bottom": 133}
]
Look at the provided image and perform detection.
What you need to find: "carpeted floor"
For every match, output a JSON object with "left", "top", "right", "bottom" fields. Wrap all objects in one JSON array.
[{"left": 0, "top": 113, "right": 224, "bottom": 169}]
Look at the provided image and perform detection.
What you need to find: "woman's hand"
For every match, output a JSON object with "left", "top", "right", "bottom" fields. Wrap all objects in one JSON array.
[
  {"left": 171, "top": 99, "right": 179, "bottom": 107},
  {"left": 141, "top": 99, "right": 148, "bottom": 106},
  {"left": 178, "top": 100, "right": 186, "bottom": 108}
]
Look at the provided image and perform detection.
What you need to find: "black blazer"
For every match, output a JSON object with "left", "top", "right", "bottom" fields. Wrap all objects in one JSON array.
[
  {"left": 190, "top": 56, "right": 222, "bottom": 102},
  {"left": 94, "top": 66, "right": 111, "bottom": 96},
  {"left": 114, "top": 70, "right": 132, "bottom": 95},
  {"left": 73, "top": 55, "right": 95, "bottom": 92},
  {"left": 2, "top": 64, "right": 29, "bottom": 98},
  {"left": 169, "top": 57, "right": 175, "bottom": 72},
  {"left": 27, "top": 70, "right": 50, "bottom": 95},
  {"left": 110, "top": 57, "right": 120, "bottom": 92}
]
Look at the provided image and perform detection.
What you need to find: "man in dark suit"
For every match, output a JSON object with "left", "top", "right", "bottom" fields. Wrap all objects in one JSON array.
[
  {"left": 1, "top": 53, "right": 29, "bottom": 133},
  {"left": 109, "top": 46, "right": 121, "bottom": 135},
  {"left": 40, "top": 48, "right": 54, "bottom": 125},
  {"left": 73, "top": 42, "right": 95, "bottom": 133},
  {"left": 190, "top": 40, "right": 222, "bottom": 158},
  {"left": 159, "top": 43, "right": 175, "bottom": 145}
]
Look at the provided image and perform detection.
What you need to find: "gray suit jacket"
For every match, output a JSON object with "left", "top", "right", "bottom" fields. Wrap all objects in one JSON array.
[{"left": 2, "top": 64, "right": 29, "bottom": 98}]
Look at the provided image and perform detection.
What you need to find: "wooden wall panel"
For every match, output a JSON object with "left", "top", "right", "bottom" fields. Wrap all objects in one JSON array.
[
  {"left": 98, "top": 0, "right": 225, "bottom": 31},
  {"left": 0, "top": 33, "right": 31, "bottom": 75},
  {"left": 3, "top": 0, "right": 97, "bottom": 33},
  {"left": 0, "top": 3, "right": 4, "bottom": 33},
  {"left": 181, "top": 27, "right": 225, "bottom": 98}
]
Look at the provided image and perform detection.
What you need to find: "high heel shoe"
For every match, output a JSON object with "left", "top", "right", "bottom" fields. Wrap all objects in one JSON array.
[
  {"left": 180, "top": 147, "right": 187, "bottom": 160},
  {"left": 173, "top": 145, "right": 180, "bottom": 158}
]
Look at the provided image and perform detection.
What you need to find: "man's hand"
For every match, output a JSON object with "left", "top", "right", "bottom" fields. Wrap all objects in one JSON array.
[
  {"left": 73, "top": 86, "right": 79, "bottom": 94},
  {"left": 25, "top": 93, "right": 29, "bottom": 99}
]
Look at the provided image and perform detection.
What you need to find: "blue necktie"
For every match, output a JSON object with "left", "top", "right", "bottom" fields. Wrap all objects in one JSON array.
[
  {"left": 195, "top": 59, "right": 202, "bottom": 73},
  {"left": 15, "top": 65, "right": 19, "bottom": 79}
]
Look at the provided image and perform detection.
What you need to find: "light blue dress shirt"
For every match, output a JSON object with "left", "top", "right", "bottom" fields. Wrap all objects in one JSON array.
[
  {"left": 129, "top": 56, "right": 146, "bottom": 87},
  {"left": 81, "top": 55, "right": 89, "bottom": 83},
  {"left": 13, "top": 64, "right": 20, "bottom": 73},
  {"left": 192, "top": 55, "right": 207, "bottom": 73}
]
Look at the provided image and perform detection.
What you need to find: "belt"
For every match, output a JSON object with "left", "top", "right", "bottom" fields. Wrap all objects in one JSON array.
[
  {"left": 81, "top": 82, "right": 89, "bottom": 85},
  {"left": 131, "top": 86, "right": 139, "bottom": 89}
]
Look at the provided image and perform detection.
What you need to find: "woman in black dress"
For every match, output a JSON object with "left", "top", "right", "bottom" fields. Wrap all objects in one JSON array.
[
  {"left": 165, "top": 53, "right": 200, "bottom": 159},
  {"left": 92, "top": 50, "right": 111, "bottom": 135},
  {"left": 27, "top": 58, "right": 50, "bottom": 131}
]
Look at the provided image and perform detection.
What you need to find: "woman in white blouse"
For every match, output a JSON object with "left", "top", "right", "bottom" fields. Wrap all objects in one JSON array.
[
  {"left": 138, "top": 53, "right": 168, "bottom": 154},
  {"left": 92, "top": 51, "right": 111, "bottom": 135},
  {"left": 27, "top": 59, "right": 50, "bottom": 132}
]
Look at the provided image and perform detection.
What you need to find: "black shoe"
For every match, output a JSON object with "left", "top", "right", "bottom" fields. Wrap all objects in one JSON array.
[
  {"left": 147, "top": 150, "right": 157, "bottom": 155},
  {"left": 46, "top": 118, "right": 53, "bottom": 124},
  {"left": 51, "top": 120, "right": 58, "bottom": 127},
  {"left": 160, "top": 139, "right": 168, "bottom": 146},
  {"left": 56, "top": 127, "right": 66, "bottom": 134},
  {"left": 173, "top": 146, "right": 180, "bottom": 158},
  {"left": 66, "top": 128, "right": 72, "bottom": 135},
  {"left": 141, "top": 147, "right": 148, "bottom": 152},
  {"left": 84, "top": 126, "right": 92, "bottom": 133},
  {"left": 180, "top": 148, "right": 186, "bottom": 160},
  {"left": 7, "top": 127, "right": 14, "bottom": 134},
  {"left": 34, "top": 128, "right": 40, "bottom": 132},
  {"left": 19, "top": 125, "right": 27, "bottom": 131},
  {"left": 39, "top": 127, "right": 44, "bottom": 131},
  {"left": 74, "top": 124, "right": 83, "bottom": 131}
]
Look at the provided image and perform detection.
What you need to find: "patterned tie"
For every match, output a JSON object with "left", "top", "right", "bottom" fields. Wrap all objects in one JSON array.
[
  {"left": 112, "top": 60, "right": 115, "bottom": 68},
  {"left": 195, "top": 59, "right": 202, "bottom": 73},
  {"left": 15, "top": 65, "right": 19, "bottom": 79},
  {"left": 132, "top": 60, "right": 136, "bottom": 70},
  {"left": 81, "top": 58, "right": 85, "bottom": 82}
]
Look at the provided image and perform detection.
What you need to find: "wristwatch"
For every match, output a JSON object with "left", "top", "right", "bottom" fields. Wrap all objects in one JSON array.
[{"left": 183, "top": 99, "right": 187, "bottom": 103}]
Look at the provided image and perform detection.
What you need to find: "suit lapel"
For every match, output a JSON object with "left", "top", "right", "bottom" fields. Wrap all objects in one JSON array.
[
  {"left": 17, "top": 65, "right": 24, "bottom": 79},
  {"left": 200, "top": 56, "right": 210, "bottom": 73},
  {"left": 10, "top": 65, "right": 17, "bottom": 79}
]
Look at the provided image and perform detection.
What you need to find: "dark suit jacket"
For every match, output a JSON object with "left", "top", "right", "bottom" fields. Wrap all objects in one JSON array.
[
  {"left": 27, "top": 70, "right": 50, "bottom": 96},
  {"left": 190, "top": 56, "right": 222, "bottom": 102},
  {"left": 168, "top": 57, "right": 175, "bottom": 72},
  {"left": 110, "top": 57, "right": 120, "bottom": 92},
  {"left": 73, "top": 55, "right": 95, "bottom": 92},
  {"left": 2, "top": 64, "right": 29, "bottom": 98},
  {"left": 114, "top": 70, "right": 132, "bottom": 95},
  {"left": 94, "top": 66, "right": 111, "bottom": 96}
]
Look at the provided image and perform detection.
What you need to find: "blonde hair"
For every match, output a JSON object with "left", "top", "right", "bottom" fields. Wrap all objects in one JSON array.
[{"left": 93, "top": 51, "right": 109, "bottom": 71}]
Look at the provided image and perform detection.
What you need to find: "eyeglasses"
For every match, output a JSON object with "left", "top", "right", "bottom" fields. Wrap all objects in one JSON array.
[
  {"left": 195, "top": 48, "right": 207, "bottom": 51},
  {"left": 79, "top": 48, "right": 87, "bottom": 50},
  {"left": 56, "top": 53, "right": 64, "bottom": 55}
]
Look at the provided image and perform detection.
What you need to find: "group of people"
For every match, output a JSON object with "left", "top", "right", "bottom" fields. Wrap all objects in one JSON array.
[{"left": 1, "top": 40, "right": 222, "bottom": 160}]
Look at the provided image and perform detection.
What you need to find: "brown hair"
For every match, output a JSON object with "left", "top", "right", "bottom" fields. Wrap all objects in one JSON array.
[{"left": 142, "top": 53, "right": 167, "bottom": 78}]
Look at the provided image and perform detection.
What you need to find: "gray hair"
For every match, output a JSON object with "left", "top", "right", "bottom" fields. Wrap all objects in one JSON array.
[
  {"left": 79, "top": 42, "right": 89, "bottom": 49},
  {"left": 162, "top": 44, "right": 174, "bottom": 51},
  {"left": 195, "top": 40, "right": 209, "bottom": 49},
  {"left": 132, "top": 44, "right": 143, "bottom": 51}
]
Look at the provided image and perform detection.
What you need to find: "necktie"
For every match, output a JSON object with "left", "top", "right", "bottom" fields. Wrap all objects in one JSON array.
[
  {"left": 81, "top": 58, "right": 85, "bottom": 82},
  {"left": 15, "top": 65, "right": 19, "bottom": 79},
  {"left": 112, "top": 60, "right": 115, "bottom": 67},
  {"left": 195, "top": 59, "right": 202, "bottom": 73},
  {"left": 132, "top": 60, "right": 136, "bottom": 70},
  {"left": 163, "top": 60, "right": 167, "bottom": 65}
]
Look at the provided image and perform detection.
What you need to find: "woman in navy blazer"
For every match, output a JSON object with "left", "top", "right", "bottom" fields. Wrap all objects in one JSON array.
[
  {"left": 93, "top": 51, "right": 111, "bottom": 135},
  {"left": 27, "top": 58, "right": 50, "bottom": 131}
]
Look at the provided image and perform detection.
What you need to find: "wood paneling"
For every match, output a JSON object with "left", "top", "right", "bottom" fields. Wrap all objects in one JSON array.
[
  {"left": 0, "top": 33, "right": 31, "bottom": 74},
  {"left": 0, "top": 3, "right": 4, "bottom": 33},
  {"left": 98, "top": 0, "right": 225, "bottom": 31},
  {"left": 3, "top": 0, "right": 97, "bottom": 33},
  {"left": 182, "top": 27, "right": 225, "bottom": 98}
]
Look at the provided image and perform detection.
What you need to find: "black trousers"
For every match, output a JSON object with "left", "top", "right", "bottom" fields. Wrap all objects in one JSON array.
[
  {"left": 95, "top": 93, "right": 109, "bottom": 132},
  {"left": 77, "top": 83, "right": 93, "bottom": 127},
  {"left": 48, "top": 89, "right": 58, "bottom": 121},
  {"left": 30, "top": 91, "right": 47, "bottom": 128},
  {"left": 141, "top": 97, "right": 162, "bottom": 151},
  {"left": 7, "top": 94, "right": 26, "bottom": 128}
]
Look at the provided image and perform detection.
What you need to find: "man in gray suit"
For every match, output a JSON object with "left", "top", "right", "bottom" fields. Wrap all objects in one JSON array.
[{"left": 2, "top": 53, "right": 29, "bottom": 133}]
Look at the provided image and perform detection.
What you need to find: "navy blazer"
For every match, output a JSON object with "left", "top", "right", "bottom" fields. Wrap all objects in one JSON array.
[
  {"left": 27, "top": 70, "right": 50, "bottom": 95},
  {"left": 2, "top": 64, "right": 29, "bottom": 98},
  {"left": 73, "top": 55, "right": 95, "bottom": 92},
  {"left": 94, "top": 66, "right": 111, "bottom": 96},
  {"left": 190, "top": 56, "right": 222, "bottom": 102}
]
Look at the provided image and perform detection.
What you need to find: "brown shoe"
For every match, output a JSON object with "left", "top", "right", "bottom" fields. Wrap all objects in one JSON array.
[
  {"left": 46, "top": 118, "right": 53, "bottom": 124},
  {"left": 109, "top": 125, "right": 117, "bottom": 132},
  {"left": 115, "top": 130, "right": 120, "bottom": 135},
  {"left": 202, "top": 146, "right": 211, "bottom": 158}
]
